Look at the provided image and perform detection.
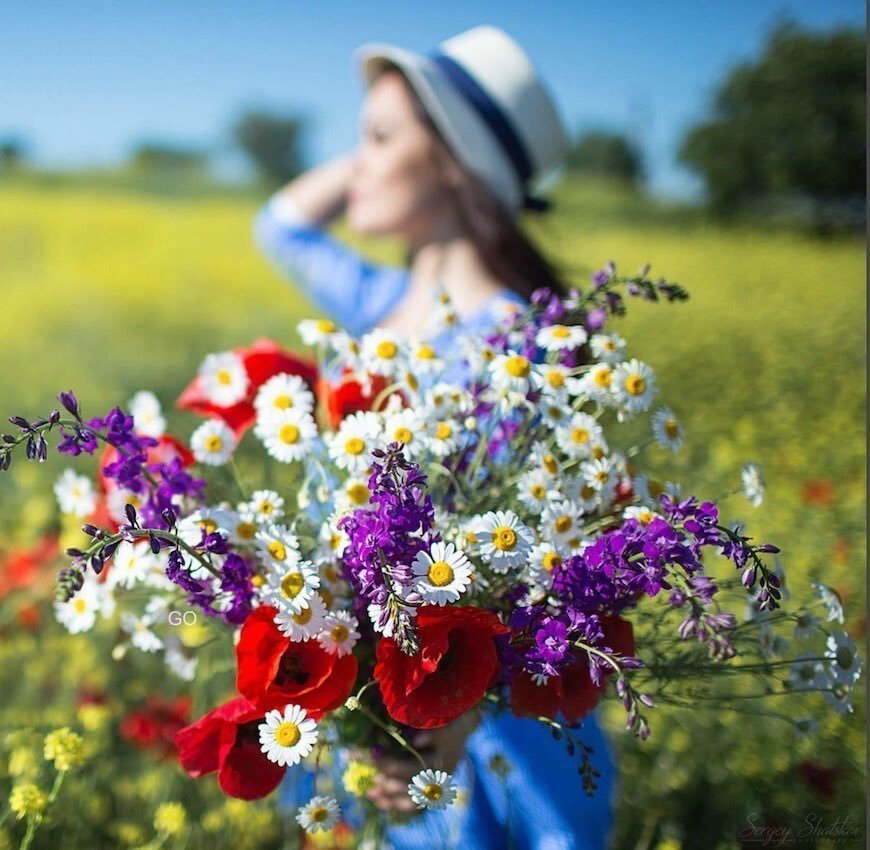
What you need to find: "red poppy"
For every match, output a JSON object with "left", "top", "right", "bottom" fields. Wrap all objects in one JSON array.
[
  {"left": 510, "top": 616, "right": 635, "bottom": 723},
  {"left": 375, "top": 605, "right": 509, "bottom": 730},
  {"left": 174, "top": 696, "right": 285, "bottom": 799},
  {"left": 177, "top": 338, "right": 318, "bottom": 437},
  {"left": 235, "top": 605, "right": 357, "bottom": 716},
  {"left": 316, "top": 369, "right": 391, "bottom": 429},
  {"left": 0, "top": 534, "right": 58, "bottom": 599},
  {"left": 120, "top": 695, "right": 192, "bottom": 758}
]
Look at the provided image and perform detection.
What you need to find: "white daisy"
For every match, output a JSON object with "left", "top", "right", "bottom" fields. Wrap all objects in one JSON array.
[
  {"left": 121, "top": 612, "right": 164, "bottom": 653},
  {"left": 556, "top": 413, "right": 604, "bottom": 460},
  {"left": 476, "top": 510, "right": 535, "bottom": 573},
  {"left": 811, "top": 581, "right": 844, "bottom": 624},
  {"left": 190, "top": 419, "right": 236, "bottom": 466},
  {"left": 758, "top": 622, "right": 787, "bottom": 658},
  {"left": 535, "top": 323, "right": 587, "bottom": 352},
  {"left": 164, "top": 636, "right": 197, "bottom": 681},
  {"left": 361, "top": 328, "right": 406, "bottom": 377},
  {"left": 254, "top": 373, "right": 315, "bottom": 421},
  {"left": 383, "top": 408, "right": 427, "bottom": 457},
  {"left": 533, "top": 364, "right": 571, "bottom": 400},
  {"left": 255, "top": 410, "right": 317, "bottom": 464},
  {"left": 408, "top": 769, "right": 457, "bottom": 811},
  {"left": 527, "top": 541, "right": 565, "bottom": 590},
  {"left": 589, "top": 332, "right": 626, "bottom": 363},
  {"left": 792, "top": 611, "right": 821, "bottom": 639},
  {"left": 274, "top": 591, "right": 327, "bottom": 641},
  {"left": 823, "top": 682, "right": 855, "bottom": 715},
  {"left": 538, "top": 397, "right": 572, "bottom": 430},
  {"left": 225, "top": 506, "right": 258, "bottom": 546},
  {"left": 540, "top": 500, "right": 584, "bottom": 548},
  {"left": 516, "top": 469, "right": 560, "bottom": 512},
  {"left": 298, "top": 318, "right": 339, "bottom": 347},
  {"left": 409, "top": 340, "right": 446, "bottom": 377},
  {"left": 789, "top": 654, "right": 826, "bottom": 691},
  {"left": 489, "top": 351, "right": 534, "bottom": 394},
  {"left": 53, "top": 469, "right": 96, "bottom": 518},
  {"left": 530, "top": 442, "right": 562, "bottom": 479},
  {"left": 562, "top": 475, "right": 602, "bottom": 514},
  {"left": 651, "top": 408, "right": 685, "bottom": 452},
  {"left": 337, "top": 478, "right": 372, "bottom": 512},
  {"left": 128, "top": 390, "right": 166, "bottom": 438},
  {"left": 108, "top": 539, "right": 156, "bottom": 589},
  {"left": 623, "top": 505, "right": 660, "bottom": 528},
  {"left": 426, "top": 383, "right": 469, "bottom": 419},
  {"left": 580, "top": 456, "right": 619, "bottom": 503},
  {"left": 54, "top": 577, "right": 102, "bottom": 634},
  {"left": 105, "top": 487, "right": 144, "bottom": 524},
  {"left": 741, "top": 462, "right": 764, "bottom": 507},
  {"left": 316, "top": 520, "right": 349, "bottom": 563},
  {"left": 264, "top": 560, "right": 321, "bottom": 615},
  {"left": 611, "top": 359, "right": 657, "bottom": 416},
  {"left": 198, "top": 351, "right": 248, "bottom": 407},
  {"left": 330, "top": 332, "right": 364, "bottom": 371},
  {"left": 259, "top": 705, "right": 318, "bottom": 767},
  {"left": 248, "top": 489, "right": 285, "bottom": 522},
  {"left": 411, "top": 541, "right": 473, "bottom": 605},
  {"left": 426, "top": 418, "right": 460, "bottom": 458},
  {"left": 569, "top": 363, "right": 615, "bottom": 404},
  {"left": 296, "top": 795, "right": 341, "bottom": 834},
  {"left": 178, "top": 506, "right": 234, "bottom": 548},
  {"left": 329, "top": 411, "right": 380, "bottom": 474},
  {"left": 255, "top": 524, "right": 302, "bottom": 570},
  {"left": 825, "top": 632, "right": 862, "bottom": 686},
  {"left": 318, "top": 611, "right": 360, "bottom": 657}
]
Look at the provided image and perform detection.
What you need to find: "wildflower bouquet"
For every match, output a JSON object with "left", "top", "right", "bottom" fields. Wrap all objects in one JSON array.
[{"left": 1, "top": 265, "right": 860, "bottom": 841}]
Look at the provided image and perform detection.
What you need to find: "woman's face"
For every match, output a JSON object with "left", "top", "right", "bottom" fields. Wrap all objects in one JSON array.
[{"left": 347, "top": 70, "right": 455, "bottom": 239}]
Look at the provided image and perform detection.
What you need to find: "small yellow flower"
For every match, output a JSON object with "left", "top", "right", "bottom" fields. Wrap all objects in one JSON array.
[
  {"left": 77, "top": 703, "right": 112, "bottom": 732},
  {"left": 9, "top": 783, "right": 48, "bottom": 820},
  {"left": 8, "top": 747, "right": 38, "bottom": 778},
  {"left": 342, "top": 760, "right": 378, "bottom": 796},
  {"left": 154, "top": 802, "right": 186, "bottom": 836},
  {"left": 44, "top": 727, "right": 84, "bottom": 771}
]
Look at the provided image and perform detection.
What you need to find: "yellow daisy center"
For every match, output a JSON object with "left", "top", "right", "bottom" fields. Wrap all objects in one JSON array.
[
  {"left": 427, "top": 561, "right": 454, "bottom": 587},
  {"left": 280, "top": 571, "right": 305, "bottom": 599},
  {"left": 273, "top": 394, "right": 292, "bottom": 410},
  {"left": 293, "top": 607, "right": 313, "bottom": 625},
  {"left": 329, "top": 533, "right": 342, "bottom": 550},
  {"left": 542, "top": 454, "right": 558, "bottom": 475},
  {"left": 73, "top": 598, "right": 87, "bottom": 613},
  {"left": 592, "top": 445, "right": 606, "bottom": 460},
  {"left": 547, "top": 371, "right": 565, "bottom": 388},
  {"left": 198, "top": 518, "right": 218, "bottom": 534},
  {"left": 664, "top": 418, "right": 679, "bottom": 438},
  {"left": 530, "top": 484, "right": 546, "bottom": 499},
  {"left": 274, "top": 721, "right": 301, "bottom": 748},
  {"left": 571, "top": 428, "right": 590, "bottom": 444},
  {"left": 542, "top": 551, "right": 563, "bottom": 572},
  {"left": 310, "top": 806, "right": 329, "bottom": 823},
  {"left": 376, "top": 340, "right": 398, "bottom": 359},
  {"left": 394, "top": 427, "right": 413, "bottom": 444},
  {"left": 236, "top": 522, "right": 256, "bottom": 540},
  {"left": 251, "top": 574, "right": 265, "bottom": 588},
  {"left": 492, "top": 526, "right": 517, "bottom": 551},
  {"left": 204, "top": 435, "right": 223, "bottom": 453},
  {"left": 554, "top": 515, "right": 572, "bottom": 534},
  {"left": 416, "top": 345, "right": 436, "bottom": 360},
  {"left": 581, "top": 484, "right": 596, "bottom": 499},
  {"left": 594, "top": 367, "right": 612, "bottom": 388},
  {"left": 505, "top": 355, "right": 530, "bottom": 379},
  {"left": 625, "top": 374, "right": 646, "bottom": 395},
  {"left": 435, "top": 422, "right": 452, "bottom": 440},
  {"left": 345, "top": 437, "right": 365, "bottom": 456},
  {"left": 316, "top": 319, "right": 335, "bottom": 334},
  {"left": 551, "top": 326, "right": 570, "bottom": 339},
  {"left": 331, "top": 624, "right": 349, "bottom": 643},
  {"left": 595, "top": 470, "right": 610, "bottom": 484},
  {"left": 638, "top": 511, "right": 654, "bottom": 526},
  {"left": 648, "top": 479, "right": 664, "bottom": 497},
  {"left": 465, "top": 531, "right": 477, "bottom": 547},
  {"left": 347, "top": 482, "right": 369, "bottom": 505},
  {"left": 268, "top": 541, "right": 288, "bottom": 561},
  {"left": 279, "top": 424, "right": 300, "bottom": 445},
  {"left": 216, "top": 369, "right": 232, "bottom": 386},
  {"left": 424, "top": 783, "right": 443, "bottom": 800},
  {"left": 482, "top": 349, "right": 495, "bottom": 362},
  {"left": 259, "top": 501, "right": 274, "bottom": 514}
]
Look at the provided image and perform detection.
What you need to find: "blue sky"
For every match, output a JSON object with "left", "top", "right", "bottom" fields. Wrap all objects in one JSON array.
[{"left": 4, "top": 0, "right": 864, "bottom": 197}]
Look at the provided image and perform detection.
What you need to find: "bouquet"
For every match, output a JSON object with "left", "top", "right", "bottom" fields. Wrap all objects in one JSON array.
[{"left": 1, "top": 264, "right": 860, "bottom": 843}]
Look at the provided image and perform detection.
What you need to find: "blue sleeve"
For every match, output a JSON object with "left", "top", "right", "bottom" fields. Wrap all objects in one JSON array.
[{"left": 253, "top": 202, "right": 409, "bottom": 337}]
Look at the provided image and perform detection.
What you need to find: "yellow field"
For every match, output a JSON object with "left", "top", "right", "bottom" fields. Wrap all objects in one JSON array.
[{"left": 0, "top": 177, "right": 865, "bottom": 848}]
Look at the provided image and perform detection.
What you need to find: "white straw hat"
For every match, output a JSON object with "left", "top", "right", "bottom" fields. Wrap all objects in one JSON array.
[{"left": 354, "top": 25, "right": 569, "bottom": 214}]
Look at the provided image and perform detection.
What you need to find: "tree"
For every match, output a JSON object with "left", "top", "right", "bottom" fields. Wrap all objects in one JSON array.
[
  {"left": 565, "top": 131, "right": 643, "bottom": 187},
  {"left": 679, "top": 23, "right": 865, "bottom": 219},
  {"left": 0, "top": 136, "right": 28, "bottom": 170},
  {"left": 232, "top": 110, "right": 307, "bottom": 187},
  {"left": 129, "top": 141, "right": 209, "bottom": 175}
]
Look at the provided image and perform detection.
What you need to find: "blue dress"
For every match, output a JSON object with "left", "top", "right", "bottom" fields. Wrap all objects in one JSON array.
[{"left": 254, "top": 200, "right": 616, "bottom": 850}]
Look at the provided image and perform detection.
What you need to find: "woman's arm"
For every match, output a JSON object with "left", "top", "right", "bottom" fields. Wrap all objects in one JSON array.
[{"left": 254, "top": 154, "right": 408, "bottom": 336}]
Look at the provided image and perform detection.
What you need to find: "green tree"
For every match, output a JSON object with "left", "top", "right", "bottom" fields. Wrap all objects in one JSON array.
[
  {"left": 129, "top": 141, "right": 209, "bottom": 175},
  {"left": 679, "top": 22, "right": 865, "bottom": 221},
  {"left": 232, "top": 110, "right": 307, "bottom": 187},
  {"left": 566, "top": 131, "right": 643, "bottom": 187},
  {"left": 0, "top": 136, "right": 28, "bottom": 170}
]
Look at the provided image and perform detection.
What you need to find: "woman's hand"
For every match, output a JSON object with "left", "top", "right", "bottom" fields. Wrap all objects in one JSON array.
[
  {"left": 269, "top": 151, "right": 356, "bottom": 227},
  {"left": 365, "top": 712, "right": 479, "bottom": 813}
]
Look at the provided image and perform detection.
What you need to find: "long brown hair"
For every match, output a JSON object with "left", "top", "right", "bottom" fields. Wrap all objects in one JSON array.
[{"left": 386, "top": 67, "right": 569, "bottom": 300}]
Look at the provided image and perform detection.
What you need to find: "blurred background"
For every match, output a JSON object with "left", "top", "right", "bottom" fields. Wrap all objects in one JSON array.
[{"left": 0, "top": 2, "right": 865, "bottom": 848}]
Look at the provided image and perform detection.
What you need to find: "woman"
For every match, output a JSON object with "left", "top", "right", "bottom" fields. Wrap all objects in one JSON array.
[{"left": 255, "top": 26, "right": 616, "bottom": 850}]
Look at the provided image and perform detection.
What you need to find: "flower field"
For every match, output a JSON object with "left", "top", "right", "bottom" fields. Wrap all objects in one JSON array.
[{"left": 0, "top": 175, "right": 865, "bottom": 849}]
